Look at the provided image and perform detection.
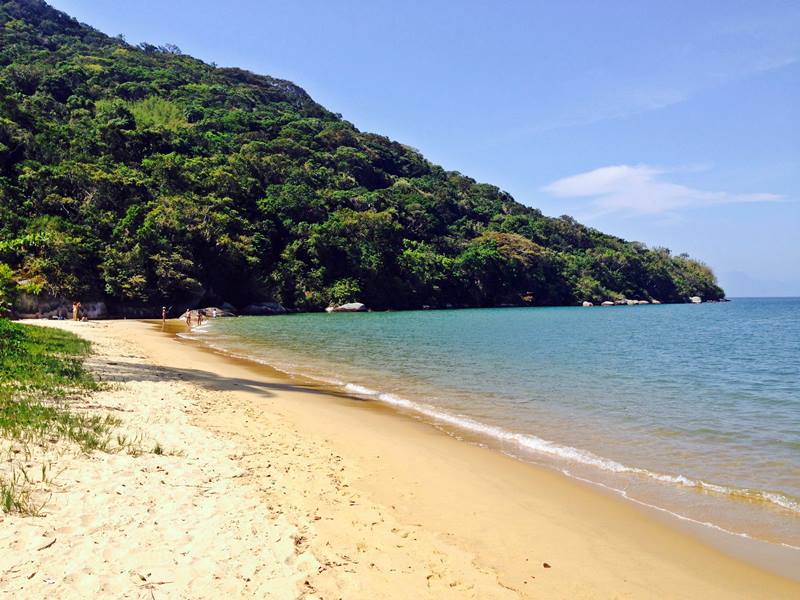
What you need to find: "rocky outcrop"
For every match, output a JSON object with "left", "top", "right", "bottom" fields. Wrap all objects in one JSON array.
[
  {"left": 178, "top": 307, "right": 237, "bottom": 321},
  {"left": 199, "top": 306, "right": 237, "bottom": 318},
  {"left": 14, "top": 292, "right": 107, "bottom": 319},
  {"left": 689, "top": 296, "right": 702, "bottom": 304},
  {"left": 326, "top": 302, "right": 368, "bottom": 312},
  {"left": 240, "top": 302, "right": 287, "bottom": 316}
]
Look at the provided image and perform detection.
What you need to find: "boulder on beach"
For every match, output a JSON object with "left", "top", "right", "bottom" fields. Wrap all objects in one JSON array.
[
  {"left": 327, "top": 302, "right": 368, "bottom": 312},
  {"left": 614, "top": 299, "right": 628, "bottom": 306},
  {"left": 637, "top": 300, "right": 650, "bottom": 305},
  {"left": 240, "top": 302, "right": 288, "bottom": 315},
  {"left": 626, "top": 299, "right": 637, "bottom": 306},
  {"left": 199, "top": 306, "right": 236, "bottom": 318},
  {"left": 581, "top": 301, "right": 594, "bottom": 307},
  {"left": 179, "top": 306, "right": 236, "bottom": 320},
  {"left": 601, "top": 301, "right": 614, "bottom": 306},
  {"left": 651, "top": 299, "right": 662, "bottom": 304},
  {"left": 689, "top": 296, "right": 702, "bottom": 304}
]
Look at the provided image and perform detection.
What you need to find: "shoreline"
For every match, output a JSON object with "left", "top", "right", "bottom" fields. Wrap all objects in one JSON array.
[
  {"left": 7, "top": 318, "right": 799, "bottom": 598},
  {"left": 176, "top": 316, "right": 800, "bottom": 566},
  {"left": 159, "top": 318, "right": 800, "bottom": 593}
]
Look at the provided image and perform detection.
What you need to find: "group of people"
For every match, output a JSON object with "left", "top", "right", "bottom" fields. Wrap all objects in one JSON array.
[
  {"left": 160, "top": 306, "right": 218, "bottom": 329},
  {"left": 185, "top": 309, "right": 205, "bottom": 328},
  {"left": 72, "top": 301, "right": 88, "bottom": 321}
]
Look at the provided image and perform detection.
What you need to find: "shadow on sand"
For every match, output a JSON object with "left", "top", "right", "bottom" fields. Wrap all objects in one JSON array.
[{"left": 91, "top": 359, "right": 362, "bottom": 404}]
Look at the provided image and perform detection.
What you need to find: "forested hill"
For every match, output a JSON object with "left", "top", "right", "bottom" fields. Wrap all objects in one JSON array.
[{"left": 0, "top": 0, "right": 724, "bottom": 314}]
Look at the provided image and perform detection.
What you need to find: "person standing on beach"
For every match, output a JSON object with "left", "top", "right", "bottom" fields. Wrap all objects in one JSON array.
[
  {"left": 185, "top": 310, "right": 192, "bottom": 329},
  {"left": 162, "top": 306, "right": 167, "bottom": 328},
  {"left": 197, "top": 310, "right": 204, "bottom": 327},
  {"left": 72, "top": 301, "right": 78, "bottom": 321}
]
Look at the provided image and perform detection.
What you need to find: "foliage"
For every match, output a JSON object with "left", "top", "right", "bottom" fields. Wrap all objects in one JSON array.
[
  {"left": 0, "top": 262, "right": 16, "bottom": 315},
  {"left": 0, "top": 0, "right": 724, "bottom": 311}
]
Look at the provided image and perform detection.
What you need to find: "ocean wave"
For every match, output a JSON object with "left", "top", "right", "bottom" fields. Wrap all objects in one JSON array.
[
  {"left": 562, "top": 471, "right": 800, "bottom": 551},
  {"left": 335, "top": 381, "right": 800, "bottom": 516}
]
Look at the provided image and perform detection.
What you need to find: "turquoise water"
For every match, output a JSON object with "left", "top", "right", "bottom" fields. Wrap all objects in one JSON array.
[{"left": 186, "top": 298, "right": 800, "bottom": 549}]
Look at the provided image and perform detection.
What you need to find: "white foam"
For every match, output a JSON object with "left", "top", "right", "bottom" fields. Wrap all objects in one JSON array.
[
  {"left": 563, "top": 470, "right": 800, "bottom": 552},
  {"left": 344, "top": 383, "right": 379, "bottom": 396},
  {"left": 340, "top": 382, "right": 800, "bottom": 516}
]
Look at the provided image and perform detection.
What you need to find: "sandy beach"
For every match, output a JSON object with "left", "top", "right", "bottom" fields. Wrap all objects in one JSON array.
[{"left": 1, "top": 319, "right": 798, "bottom": 599}]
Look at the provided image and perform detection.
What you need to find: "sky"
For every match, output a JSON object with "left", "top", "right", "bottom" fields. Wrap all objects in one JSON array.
[{"left": 49, "top": 0, "right": 800, "bottom": 296}]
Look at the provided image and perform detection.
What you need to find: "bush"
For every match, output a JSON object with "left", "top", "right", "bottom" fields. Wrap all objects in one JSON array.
[{"left": 0, "top": 264, "right": 17, "bottom": 317}]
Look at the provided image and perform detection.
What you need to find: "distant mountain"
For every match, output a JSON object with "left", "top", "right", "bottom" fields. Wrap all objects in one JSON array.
[{"left": 0, "top": 0, "right": 724, "bottom": 314}]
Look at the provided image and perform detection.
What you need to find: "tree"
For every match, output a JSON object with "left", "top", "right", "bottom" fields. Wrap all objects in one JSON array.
[{"left": 0, "top": 0, "right": 725, "bottom": 314}]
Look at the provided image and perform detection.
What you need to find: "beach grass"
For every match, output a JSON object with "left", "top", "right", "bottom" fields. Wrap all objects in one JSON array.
[
  {"left": 0, "top": 319, "right": 117, "bottom": 450},
  {"left": 0, "top": 319, "right": 121, "bottom": 513}
]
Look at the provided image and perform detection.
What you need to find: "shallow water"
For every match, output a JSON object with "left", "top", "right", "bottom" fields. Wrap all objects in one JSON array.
[{"left": 183, "top": 298, "right": 800, "bottom": 550}]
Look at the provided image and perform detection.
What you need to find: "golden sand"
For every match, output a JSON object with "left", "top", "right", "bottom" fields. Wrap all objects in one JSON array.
[{"left": 1, "top": 319, "right": 797, "bottom": 599}]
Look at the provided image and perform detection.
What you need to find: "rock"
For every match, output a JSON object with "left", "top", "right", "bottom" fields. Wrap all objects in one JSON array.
[
  {"left": 689, "top": 296, "right": 702, "bottom": 304},
  {"left": 199, "top": 306, "right": 236, "bottom": 318},
  {"left": 15, "top": 292, "right": 107, "bottom": 319},
  {"left": 81, "top": 301, "right": 108, "bottom": 318},
  {"left": 14, "top": 292, "right": 68, "bottom": 319},
  {"left": 240, "top": 302, "right": 287, "bottom": 315},
  {"left": 581, "top": 301, "right": 594, "bottom": 307},
  {"left": 626, "top": 299, "right": 637, "bottom": 306},
  {"left": 328, "top": 302, "right": 368, "bottom": 312},
  {"left": 614, "top": 299, "right": 628, "bottom": 306},
  {"left": 637, "top": 300, "right": 650, "bottom": 305},
  {"left": 601, "top": 301, "right": 615, "bottom": 306},
  {"left": 651, "top": 299, "right": 662, "bottom": 304},
  {"left": 107, "top": 304, "right": 160, "bottom": 318}
]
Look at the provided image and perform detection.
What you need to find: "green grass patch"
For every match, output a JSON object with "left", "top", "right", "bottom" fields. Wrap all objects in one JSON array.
[
  {"left": 0, "top": 319, "right": 123, "bottom": 513},
  {"left": 0, "top": 319, "right": 171, "bottom": 514},
  {"left": 0, "top": 318, "right": 119, "bottom": 454}
]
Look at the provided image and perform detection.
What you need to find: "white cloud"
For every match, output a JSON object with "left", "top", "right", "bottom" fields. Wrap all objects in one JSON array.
[{"left": 542, "top": 165, "right": 781, "bottom": 215}]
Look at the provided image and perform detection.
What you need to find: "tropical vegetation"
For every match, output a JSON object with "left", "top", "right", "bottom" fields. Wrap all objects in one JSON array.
[{"left": 0, "top": 0, "right": 724, "bottom": 313}]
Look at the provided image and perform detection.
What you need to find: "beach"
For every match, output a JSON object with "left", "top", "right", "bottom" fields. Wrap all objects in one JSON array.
[{"left": 1, "top": 319, "right": 798, "bottom": 599}]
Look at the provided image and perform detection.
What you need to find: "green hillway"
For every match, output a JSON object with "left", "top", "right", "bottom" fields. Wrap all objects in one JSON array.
[{"left": 0, "top": 0, "right": 724, "bottom": 316}]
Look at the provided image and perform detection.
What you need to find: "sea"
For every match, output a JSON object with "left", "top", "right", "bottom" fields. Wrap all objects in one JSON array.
[{"left": 181, "top": 297, "right": 800, "bottom": 556}]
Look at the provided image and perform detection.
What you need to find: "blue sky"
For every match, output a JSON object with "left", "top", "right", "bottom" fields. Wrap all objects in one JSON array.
[{"left": 50, "top": 0, "right": 800, "bottom": 295}]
